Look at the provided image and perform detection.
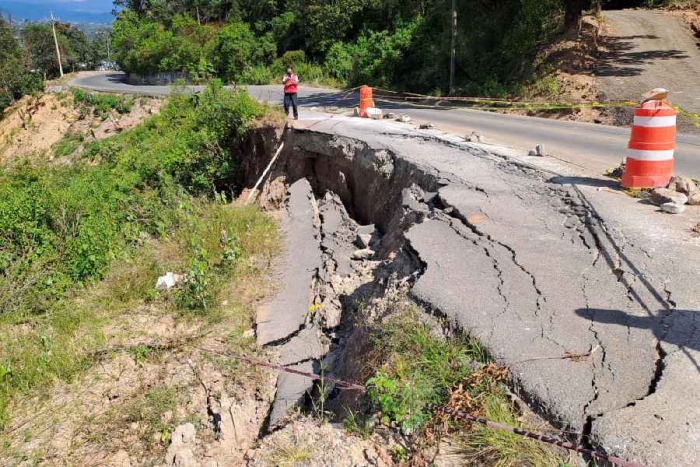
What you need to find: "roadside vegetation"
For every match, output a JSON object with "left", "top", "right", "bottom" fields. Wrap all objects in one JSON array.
[
  {"left": 0, "top": 82, "right": 280, "bottom": 437},
  {"left": 0, "top": 15, "right": 111, "bottom": 115},
  {"left": 109, "top": 0, "right": 602, "bottom": 96},
  {"left": 344, "top": 304, "right": 569, "bottom": 466}
]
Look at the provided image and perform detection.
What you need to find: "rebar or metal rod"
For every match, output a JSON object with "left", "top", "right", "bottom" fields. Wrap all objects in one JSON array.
[{"left": 246, "top": 141, "right": 285, "bottom": 203}]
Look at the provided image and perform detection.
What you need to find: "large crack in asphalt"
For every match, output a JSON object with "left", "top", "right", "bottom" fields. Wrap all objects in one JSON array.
[
  {"left": 248, "top": 126, "right": 697, "bottom": 464},
  {"left": 570, "top": 185, "right": 671, "bottom": 407}
]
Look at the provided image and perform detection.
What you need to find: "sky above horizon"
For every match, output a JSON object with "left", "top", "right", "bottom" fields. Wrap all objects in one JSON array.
[{"left": 0, "top": 0, "right": 114, "bottom": 23}]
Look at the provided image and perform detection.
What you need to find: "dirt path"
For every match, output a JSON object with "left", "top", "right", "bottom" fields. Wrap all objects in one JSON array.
[{"left": 597, "top": 9, "right": 700, "bottom": 116}]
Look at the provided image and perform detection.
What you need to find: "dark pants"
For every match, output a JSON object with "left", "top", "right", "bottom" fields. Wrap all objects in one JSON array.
[{"left": 284, "top": 92, "right": 298, "bottom": 119}]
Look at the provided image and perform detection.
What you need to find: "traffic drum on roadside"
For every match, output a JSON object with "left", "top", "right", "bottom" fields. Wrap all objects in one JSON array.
[
  {"left": 621, "top": 100, "right": 677, "bottom": 189},
  {"left": 359, "top": 85, "right": 375, "bottom": 118}
]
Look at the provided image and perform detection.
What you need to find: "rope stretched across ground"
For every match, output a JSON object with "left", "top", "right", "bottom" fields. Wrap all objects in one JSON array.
[{"left": 197, "top": 346, "right": 647, "bottom": 467}]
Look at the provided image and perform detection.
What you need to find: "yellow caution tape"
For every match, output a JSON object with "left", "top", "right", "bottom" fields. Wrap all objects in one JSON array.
[
  {"left": 674, "top": 106, "right": 700, "bottom": 129},
  {"left": 373, "top": 96, "right": 635, "bottom": 112},
  {"left": 371, "top": 86, "right": 637, "bottom": 109},
  {"left": 345, "top": 85, "right": 700, "bottom": 126}
]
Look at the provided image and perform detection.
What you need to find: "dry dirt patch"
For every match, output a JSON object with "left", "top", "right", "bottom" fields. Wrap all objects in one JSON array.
[
  {"left": 0, "top": 94, "right": 72, "bottom": 164},
  {"left": 0, "top": 92, "right": 162, "bottom": 166}
]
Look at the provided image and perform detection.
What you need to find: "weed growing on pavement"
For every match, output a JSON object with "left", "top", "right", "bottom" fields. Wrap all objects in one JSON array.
[
  {"left": 362, "top": 304, "right": 565, "bottom": 465},
  {"left": 366, "top": 307, "right": 483, "bottom": 433}
]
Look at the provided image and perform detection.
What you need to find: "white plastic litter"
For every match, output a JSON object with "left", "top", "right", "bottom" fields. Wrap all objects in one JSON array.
[{"left": 156, "top": 272, "right": 179, "bottom": 290}]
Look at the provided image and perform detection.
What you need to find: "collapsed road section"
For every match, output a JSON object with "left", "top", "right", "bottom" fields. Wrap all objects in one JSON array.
[{"left": 247, "top": 114, "right": 700, "bottom": 467}]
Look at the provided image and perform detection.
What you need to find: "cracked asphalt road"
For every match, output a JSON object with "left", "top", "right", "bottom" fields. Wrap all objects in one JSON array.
[
  {"left": 68, "top": 70, "right": 700, "bottom": 465},
  {"left": 69, "top": 72, "right": 700, "bottom": 180},
  {"left": 289, "top": 114, "right": 700, "bottom": 466}
]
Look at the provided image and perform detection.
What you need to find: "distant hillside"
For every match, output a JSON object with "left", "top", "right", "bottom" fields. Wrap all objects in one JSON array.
[{"left": 0, "top": 0, "right": 113, "bottom": 24}]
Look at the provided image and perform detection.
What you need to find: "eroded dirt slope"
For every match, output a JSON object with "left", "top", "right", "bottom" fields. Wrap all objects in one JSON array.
[{"left": 0, "top": 92, "right": 161, "bottom": 165}]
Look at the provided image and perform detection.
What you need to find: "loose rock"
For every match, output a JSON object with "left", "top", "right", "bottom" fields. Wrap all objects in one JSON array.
[
  {"left": 366, "top": 108, "right": 383, "bottom": 120},
  {"left": 156, "top": 272, "right": 185, "bottom": 290},
  {"left": 419, "top": 122, "right": 434, "bottom": 129},
  {"left": 351, "top": 248, "right": 374, "bottom": 260},
  {"left": 528, "top": 144, "right": 547, "bottom": 157},
  {"left": 355, "top": 233, "right": 372, "bottom": 249},
  {"left": 165, "top": 423, "right": 197, "bottom": 467},
  {"left": 649, "top": 188, "right": 688, "bottom": 206},
  {"left": 688, "top": 192, "right": 700, "bottom": 205},
  {"left": 667, "top": 176, "right": 698, "bottom": 196},
  {"left": 465, "top": 131, "right": 484, "bottom": 143},
  {"left": 398, "top": 115, "right": 412, "bottom": 123},
  {"left": 660, "top": 202, "right": 686, "bottom": 214}
]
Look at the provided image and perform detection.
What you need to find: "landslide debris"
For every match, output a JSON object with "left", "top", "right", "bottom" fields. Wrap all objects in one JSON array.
[{"left": 0, "top": 90, "right": 161, "bottom": 166}]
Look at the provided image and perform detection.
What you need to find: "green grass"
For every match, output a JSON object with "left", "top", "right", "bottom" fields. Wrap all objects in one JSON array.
[
  {"left": 72, "top": 89, "right": 134, "bottom": 118},
  {"left": 458, "top": 394, "right": 566, "bottom": 467},
  {"left": 51, "top": 132, "right": 84, "bottom": 158},
  {"left": 122, "top": 385, "right": 179, "bottom": 443},
  {"left": 366, "top": 308, "right": 484, "bottom": 432},
  {"left": 0, "top": 82, "right": 278, "bottom": 431},
  {"left": 362, "top": 306, "right": 565, "bottom": 465},
  {"left": 0, "top": 304, "right": 104, "bottom": 429},
  {"left": 78, "top": 384, "right": 182, "bottom": 453}
]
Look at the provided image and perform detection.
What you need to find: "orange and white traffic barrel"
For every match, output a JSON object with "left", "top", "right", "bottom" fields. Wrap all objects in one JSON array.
[
  {"left": 359, "top": 85, "right": 375, "bottom": 118},
  {"left": 621, "top": 100, "right": 676, "bottom": 189}
]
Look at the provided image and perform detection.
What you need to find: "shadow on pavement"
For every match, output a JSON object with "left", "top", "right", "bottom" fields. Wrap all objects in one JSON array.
[
  {"left": 549, "top": 176, "right": 620, "bottom": 189},
  {"left": 575, "top": 308, "right": 700, "bottom": 371},
  {"left": 569, "top": 184, "right": 700, "bottom": 372},
  {"left": 105, "top": 73, "right": 127, "bottom": 84},
  {"left": 596, "top": 35, "right": 689, "bottom": 77},
  {"left": 574, "top": 308, "right": 700, "bottom": 352}
]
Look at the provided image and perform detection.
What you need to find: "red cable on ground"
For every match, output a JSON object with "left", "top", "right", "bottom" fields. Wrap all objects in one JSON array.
[
  {"left": 196, "top": 347, "right": 366, "bottom": 391},
  {"left": 196, "top": 347, "right": 647, "bottom": 467},
  {"left": 429, "top": 405, "right": 646, "bottom": 467}
]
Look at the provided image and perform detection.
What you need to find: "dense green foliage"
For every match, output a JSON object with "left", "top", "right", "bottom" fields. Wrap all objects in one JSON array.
[
  {"left": 0, "top": 14, "right": 112, "bottom": 113},
  {"left": 365, "top": 311, "right": 484, "bottom": 432},
  {"left": 0, "top": 83, "right": 262, "bottom": 315},
  {"left": 0, "top": 16, "right": 43, "bottom": 113},
  {"left": 109, "top": 0, "right": 588, "bottom": 94},
  {"left": 0, "top": 84, "right": 269, "bottom": 427},
  {"left": 21, "top": 22, "right": 109, "bottom": 78}
]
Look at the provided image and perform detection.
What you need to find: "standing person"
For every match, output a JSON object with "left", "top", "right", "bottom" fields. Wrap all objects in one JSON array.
[{"left": 283, "top": 66, "right": 299, "bottom": 120}]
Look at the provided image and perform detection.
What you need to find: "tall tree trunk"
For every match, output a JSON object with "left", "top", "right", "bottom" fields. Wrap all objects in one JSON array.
[{"left": 564, "top": 0, "right": 586, "bottom": 31}]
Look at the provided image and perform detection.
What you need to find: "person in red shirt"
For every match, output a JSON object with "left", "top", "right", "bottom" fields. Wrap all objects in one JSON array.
[{"left": 283, "top": 66, "right": 299, "bottom": 120}]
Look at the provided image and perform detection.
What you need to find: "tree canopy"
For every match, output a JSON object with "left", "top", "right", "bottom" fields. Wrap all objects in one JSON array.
[
  {"left": 0, "top": 16, "right": 42, "bottom": 112},
  {"left": 0, "top": 15, "right": 113, "bottom": 114},
  {"left": 109, "top": 0, "right": 587, "bottom": 94}
]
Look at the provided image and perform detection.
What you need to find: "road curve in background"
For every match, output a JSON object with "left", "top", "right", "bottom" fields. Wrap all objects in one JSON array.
[{"left": 69, "top": 72, "right": 700, "bottom": 179}]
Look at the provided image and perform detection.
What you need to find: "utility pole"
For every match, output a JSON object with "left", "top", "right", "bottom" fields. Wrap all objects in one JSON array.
[
  {"left": 50, "top": 12, "right": 64, "bottom": 78},
  {"left": 449, "top": 0, "right": 457, "bottom": 93}
]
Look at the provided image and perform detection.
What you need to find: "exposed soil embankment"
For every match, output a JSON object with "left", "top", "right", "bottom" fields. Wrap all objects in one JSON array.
[{"left": 242, "top": 116, "right": 700, "bottom": 467}]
